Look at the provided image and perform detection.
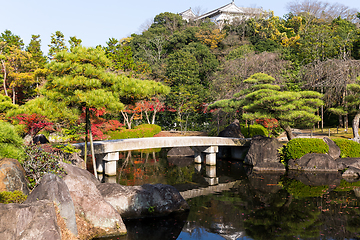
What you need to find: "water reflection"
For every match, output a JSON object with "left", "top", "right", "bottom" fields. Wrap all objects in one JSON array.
[{"left": 95, "top": 149, "right": 360, "bottom": 240}]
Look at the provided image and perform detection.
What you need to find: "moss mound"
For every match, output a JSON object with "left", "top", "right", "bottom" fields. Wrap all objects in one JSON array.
[
  {"left": 284, "top": 138, "right": 329, "bottom": 160},
  {"left": 108, "top": 124, "right": 161, "bottom": 139},
  {"left": 240, "top": 124, "right": 269, "bottom": 138},
  {"left": 333, "top": 139, "right": 360, "bottom": 158}
]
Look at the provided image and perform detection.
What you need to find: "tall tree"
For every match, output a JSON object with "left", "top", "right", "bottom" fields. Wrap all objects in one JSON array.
[
  {"left": 48, "top": 31, "right": 68, "bottom": 60},
  {"left": 0, "top": 30, "right": 24, "bottom": 52},
  {"left": 68, "top": 36, "right": 82, "bottom": 49},
  {"left": 26, "top": 35, "right": 47, "bottom": 68}
]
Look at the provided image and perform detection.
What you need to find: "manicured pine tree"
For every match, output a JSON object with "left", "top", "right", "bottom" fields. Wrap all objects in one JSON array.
[
  {"left": 210, "top": 73, "right": 324, "bottom": 140},
  {"left": 42, "top": 46, "right": 169, "bottom": 174}
]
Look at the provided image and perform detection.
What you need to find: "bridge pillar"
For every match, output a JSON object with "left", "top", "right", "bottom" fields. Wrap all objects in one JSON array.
[
  {"left": 205, "top": 165, "right": 218, "bottom": 185},
  {"left": 204, "top": 146, "right": 218, "bottom": 165},
  {"left": 193, "top": 146, "right": 218, "bottom": 165},
  {"left": 95, "top": 152, "right": 119, "bottom": 176},
  {"left": 194, "top": 152, "right": 204, "bottom": 163}
]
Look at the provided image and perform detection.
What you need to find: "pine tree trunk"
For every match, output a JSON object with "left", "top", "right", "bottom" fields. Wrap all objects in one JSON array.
[
  {"left": 281, "top": 125, "right": 295, "bottom": 141},
  {"left": 87, "top": 110, "right": 97, "bottom": 178},
  {"left": 339, "top": 115, "right": 343, "bottom": 128},
  {"left": 84, "top": 107, "right": 89, "bottom": 167},
  {"left": 352, "top": 111, "right": 360, "bottom": 143}
]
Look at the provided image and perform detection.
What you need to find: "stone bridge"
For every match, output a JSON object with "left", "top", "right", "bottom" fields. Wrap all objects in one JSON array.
[{"left": 73, "top": 136, "right": 250, "bottom": 176}]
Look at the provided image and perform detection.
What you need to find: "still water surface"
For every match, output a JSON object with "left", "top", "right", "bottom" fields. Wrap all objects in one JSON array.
[{"left": 96, "top": 149, "right": 360, "bottom": 240}]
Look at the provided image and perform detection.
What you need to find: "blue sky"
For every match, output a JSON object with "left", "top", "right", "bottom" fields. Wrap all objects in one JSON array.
[{"left": 1, "top": 0, "right": 359, "bottom": 54}]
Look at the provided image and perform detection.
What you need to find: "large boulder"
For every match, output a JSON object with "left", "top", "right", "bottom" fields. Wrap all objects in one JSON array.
[
  {"left": 218, "top": 119, "right": 244, "bottom": 138},
  {"left": 323, "top": 137, "right": 341, "bottom": 159},
  {"left": 0, "top": 158, "right": 29, "bottom": 195},
  {"left": 336, "top": 158, "right": 360, "bottom": 170},
  {"left": 244, "top": 135, "right": 283, "bottom": 168},
  {"left": 288, "top": 153, "right": 340, "bottom": 171},
  {"left": 25, "top": 173, "right": 78, "bottom": 236},
  {"left": 60, "top": 162, "right": 126, "bottom": 235},
  {"left": 167, "top": 147, "right": 194, "bottom": 157},
  {"left": 97, "top": 183, "right": 189, "bottom": 219},
  {"left": 0, "top": 200, "right": 61, "bottom": 240},
  {"left": 60, "top": 161, "right": 100, "bottom": 186}
]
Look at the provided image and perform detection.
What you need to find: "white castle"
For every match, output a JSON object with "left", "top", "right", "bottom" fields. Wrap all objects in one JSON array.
[{"left": 179, "top": 1, "right": 262, "bottom": 25}]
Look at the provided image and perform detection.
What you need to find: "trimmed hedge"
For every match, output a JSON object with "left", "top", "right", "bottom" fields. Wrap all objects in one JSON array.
[
  {"left": 108, "top": 124, "right": 161, "bottom": 139},
  {"left": 333, "top": 139, "right": 360, "bottom": 158},
  {"left": 240, "top": 124, "right": 269, "bottom": 138},
  {"left": 284, "top": 138, "right": 329, "bottom": 160}
]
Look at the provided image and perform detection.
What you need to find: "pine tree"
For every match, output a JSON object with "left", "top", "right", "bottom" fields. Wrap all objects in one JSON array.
[{"left": 210, "top": 73, "right": 324, "bottom": 140}]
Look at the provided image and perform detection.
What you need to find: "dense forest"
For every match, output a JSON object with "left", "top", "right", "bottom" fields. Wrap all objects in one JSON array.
[{"left": 1, "top": 0, "right": 360, "bottom": 142}]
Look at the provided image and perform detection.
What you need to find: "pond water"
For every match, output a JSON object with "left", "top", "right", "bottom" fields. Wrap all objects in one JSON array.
[{"left": 94, "top": 149, "right": 360, "bottom": 240}]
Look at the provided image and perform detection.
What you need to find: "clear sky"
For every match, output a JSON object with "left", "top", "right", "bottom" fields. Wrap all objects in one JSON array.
[{"left": 1, "top": 0, "right": 359, "bottom": 54}]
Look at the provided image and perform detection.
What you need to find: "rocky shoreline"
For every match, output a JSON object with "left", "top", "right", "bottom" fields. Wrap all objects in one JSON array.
[{"left": 0, "top": 159, "right": 189, "bottom": 240}]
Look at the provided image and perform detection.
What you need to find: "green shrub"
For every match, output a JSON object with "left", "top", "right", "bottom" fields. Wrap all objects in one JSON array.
[
  {"left": 0, "top": 190, "right": 27, "bottom": 204},
  {"left": 0, "top": 121, "right": 25, "bottom": 160},
  {"left": 240, "top": 124, "right": 269, "bottom": 138},
  {"left": 333, "top": 139, "right": 360, "bottom": 158},
  {"left": 284, "top": 138, "right": 329, "bottom": 160},
  {"left": 108, "top": 124, "right": 161, "bottom": 139}
]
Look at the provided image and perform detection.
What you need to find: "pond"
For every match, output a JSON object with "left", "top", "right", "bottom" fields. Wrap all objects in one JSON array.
[{"left": 94, "top": 149, "right": 360, "bottom": 240}]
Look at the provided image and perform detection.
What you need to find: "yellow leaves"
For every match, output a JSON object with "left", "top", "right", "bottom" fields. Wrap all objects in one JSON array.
[
  {"left": 195, "top": 29, "right": 226, "bottom": 49},
  {"left": 281, "top": 35, "right": 301, "bottom": 47}
]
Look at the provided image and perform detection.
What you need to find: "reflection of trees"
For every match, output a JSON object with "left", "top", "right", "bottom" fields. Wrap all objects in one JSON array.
[
  {"left": 164, "top": 164, "right": 194, "bottom": 185},
  {"left": 244, "top": 192, "right": 321, "bottom": 240},
  {"left": 116, "top": 149, "right": 195, "bottom": 186}
]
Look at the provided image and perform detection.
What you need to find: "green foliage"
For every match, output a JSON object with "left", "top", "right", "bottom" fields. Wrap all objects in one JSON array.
[
  {"left": 240, "top": 124, "right": 269, "bottom": 138},
  {"left": 48, "top": 31, "right": 68, "bottom": 59},
  {"left": 226, "top": 44, "right": 255, "bottom": 60},
  {"left": 0, "top": 30, "right": 24, "bottom": 52},
  {"left": 6, "top": 96, "right": 79, "bottom": 125},
  {"left": 0, "top": 121, "right": 25, "bottom": 160},
  {"left": 0, "top": 94, "right": 17, "bottom": 117},
  {"left": 284, "top": 138, "right": 329, "bottom": 160},
  {"left": 26, "top": 34, "right": 47, "bottom": 67},
  {"left": 61, "top": 124, "right": 86, "bottom": 142},
  {"left": 333, "top": 139, "right": 360, "bottom": 158},
  {"left": 0, "top": 190, "right": 27, "bottom": 204},
  {"left": 51, "top": 143, "right": 80, "bottom": 154},
  {"left": 108, "top": 124, "right": 161, "bottom": 139},
  {"left": 22, "top": 145, "right": 66, "bottom": 190},
  {"left": 279, "top": 178, "right": 328, "bottom": 199},
  {"left": 333, "top": 179, "right": 360, "bottom": 192}
]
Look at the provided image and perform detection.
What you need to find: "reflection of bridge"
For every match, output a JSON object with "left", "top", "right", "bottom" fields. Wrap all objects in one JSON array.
[
  {"left": 73, "top": 137, "right": 250, "bottom": 176},
  {"left": 180, "top": 180, "right": 242, "bottom": 200}
]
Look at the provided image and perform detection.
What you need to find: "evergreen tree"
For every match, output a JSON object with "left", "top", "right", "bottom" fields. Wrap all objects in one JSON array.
[
  {"left": 48, "top": 31, "right": 68, "bottom": 60},
  {"left": 69, "top": 36, "right": 82, "bottom": 49},
  {"left": 26, "top": 35, "right": 47, "bottom": 68},
  {"left": 210, "top": 73, "right": 324, "bottom": 140}
]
